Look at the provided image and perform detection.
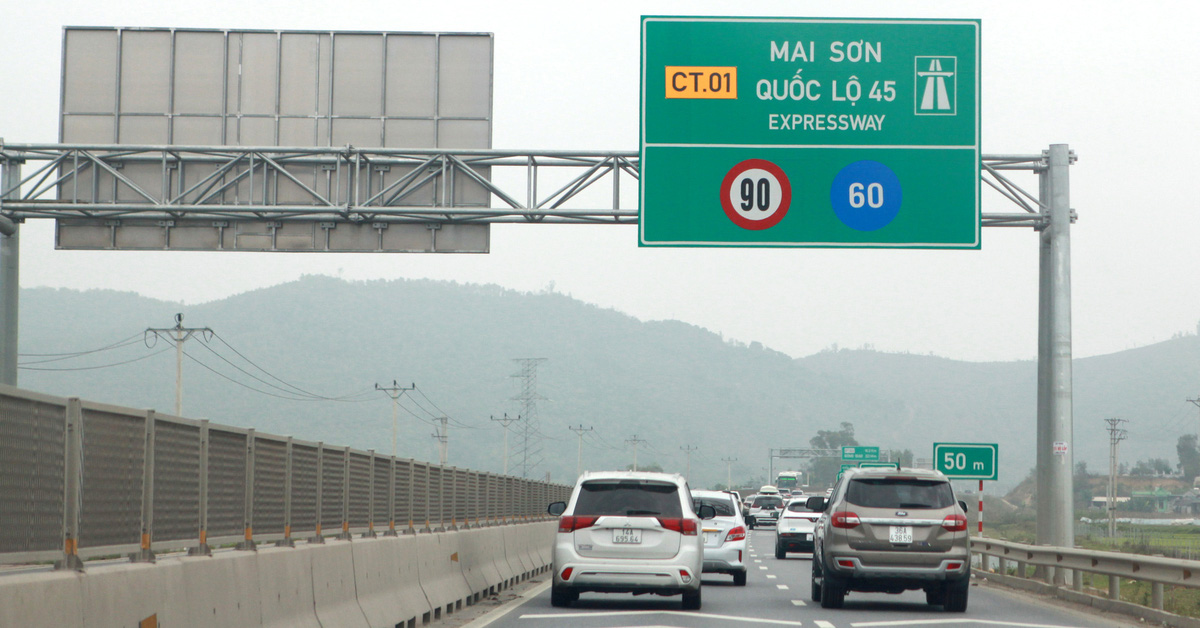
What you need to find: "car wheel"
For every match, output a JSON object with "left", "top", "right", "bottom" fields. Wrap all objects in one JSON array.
[
  {"left": 550, "top": 585, "right": 575, "bottom": 608},
  {"left": 819, "top": 575, "right": 845, "bottom": 609},
  {"left": 775, "top": 543, "right": 786, "bottom": 559},
  {"left": 747, "top": 518, "right": 755, "bottom": 529},
  {"left": 733, "top": 570, "right": 747, "bottom": 586},
  {"left": 944, "top": 578, "right": 969, "bottom": 612},
  {"left": 681, "top": 586, "right": 702, "bottom": 610},
  {"left": 810, "top": 553, "right": 823, "bottom": 602}
]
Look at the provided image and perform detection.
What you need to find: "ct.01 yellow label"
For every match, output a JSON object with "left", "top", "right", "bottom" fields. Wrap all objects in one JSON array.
[{"left": 665, "top": 66, "right": 737, "bottom": 99}]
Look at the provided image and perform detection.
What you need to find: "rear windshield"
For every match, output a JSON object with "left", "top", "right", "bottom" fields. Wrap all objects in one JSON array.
[
  {"left": 786, "top": 501, "right": 816, "bottom": 513},
  {"left": 845, "top": 478, "right": 955, "bottom": 509},
  {"left": 574, "top": 480, "right": 683, "bottom": 517},
  {"left": 694, "top": 496, "right": 737, "bottom": 517},
  {"left": 752, "top": 496, "right": 783, "bottom": 508}
]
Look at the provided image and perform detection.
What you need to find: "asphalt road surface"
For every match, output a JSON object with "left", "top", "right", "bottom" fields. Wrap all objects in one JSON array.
[{"left": 465, "top": 529, "right": 1142, "bottom": 628}]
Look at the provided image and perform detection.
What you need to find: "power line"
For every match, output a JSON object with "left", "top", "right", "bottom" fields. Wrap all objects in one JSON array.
[
  {"left": 20, "top": 346, "right": 171, "bottom": 371},
  {"left": 18, "top": 332, "right": 144, "bottom": 363}
]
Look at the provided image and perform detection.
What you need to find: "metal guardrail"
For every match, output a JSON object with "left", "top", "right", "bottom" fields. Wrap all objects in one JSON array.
[
  {"left": 972, "top": 536, "right": 1200, "bottom": 612},
  {"left": 0, "top": 383, "right": 570, "bottom": 570}
]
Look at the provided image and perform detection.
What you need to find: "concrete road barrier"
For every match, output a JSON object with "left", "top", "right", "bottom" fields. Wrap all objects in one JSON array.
[
  {"left": 0, "top": 570, "right": 84, "bottom": 628},
  {"left": 179, "top": 550, "right": 261, "bottom": 627},
  {"left": 309, "top": 540, "right": 370, "bottom": 628},
  {"left": 456, "top": 528, "right": 504, "bottom": 599},
  {"left": 352, "top": 536, "right": 430, "bottom": 628},
  {"left": 415, "top": 532, "right": 472, "bottom": 622},
  {"left": 81, "top": 561, "right": 186, "bottom": 628},
  {"left": 256, "top": 546, "right": 320, "bottom": 628}
]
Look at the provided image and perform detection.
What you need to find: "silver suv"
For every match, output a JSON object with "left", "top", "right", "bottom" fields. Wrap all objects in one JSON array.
[
  {"left": 808, "top": 468, "right": 970, "bottom": 611},
  {"left": 547, "top": 471, "right": 715, "bottom": 610}
]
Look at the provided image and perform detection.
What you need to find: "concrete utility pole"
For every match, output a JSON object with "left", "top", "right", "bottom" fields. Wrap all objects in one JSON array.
[
  {"left": 1105, "top": 418, "right": 1128, "bottom": 538},
  {"left": 722, "top": 457, "right": 738, "bottom": 490},
  {"left": 569, "top": 424, "right": 593, "bottom": 478},
  {"left": 626, "top": 435, "right": 647, "bottom": 472},
  {"left": 490, "top": 413, "right": 519, "bottom": 475},
  {"left": 432, "top": 416, "right": 449, "bottom": 465},
  {"left": 680, "top": 445, "right": 698, "bottom": 482},
  {"left": 145, "top": 313, "right": 212, "bottom": 416},
  {"left": 375, "top": 381, "right": 415, "bottom": 457}
]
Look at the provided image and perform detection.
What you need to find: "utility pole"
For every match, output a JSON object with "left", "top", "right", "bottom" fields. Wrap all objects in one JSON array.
[
  {"left": 1189, "top": 397, "right": 1200, "bottom": 433},
  {"left": 680, "top": 445, "right": 698, "bottom": 482},
  {"left": 490, "top": 413, "right": 519, "bottom": 475},
  {"left": 432, "top": 416, "right": 449, "bottom": 465},
  {"left": 569, "top": 424, "right": 593, "bottom": 478},
  {"left": 375, "top": 381, "right": 415, "bottom": 457},
  {"left": 1105, "top": 418, "right": 1128, "bottom": 538},
  {"left": 145, "top": 313, "right": 212, "bottom": 416},
  {"left": 626, "top": 435, "right": 647, "bottom": 472},
  {"left": 721, "top": 457, "right": 737, "bottom": 490}
]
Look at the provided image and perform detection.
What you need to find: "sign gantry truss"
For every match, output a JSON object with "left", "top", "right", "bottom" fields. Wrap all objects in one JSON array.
[
  {"left": 0, "top": 143, "right": 1065, "bottom": 229},
  {"left": 0, "top": 144, "right": 639, "bottom": 226}
]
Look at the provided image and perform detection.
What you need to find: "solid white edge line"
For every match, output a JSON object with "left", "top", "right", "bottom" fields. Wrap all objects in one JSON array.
[
  {"left": 520, "top": 610, "right": 805, "bottom": 625},
  {"left": 460, "top": 580, "right": 551, "bottom": 628},
  {"left": 851, "top": 620, "right": 1091, "bottom": 628}
]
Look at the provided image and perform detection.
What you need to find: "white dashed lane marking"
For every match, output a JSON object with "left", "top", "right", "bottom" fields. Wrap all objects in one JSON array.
[
  {"left": 766, "top": 574, "right": 776, "bottom": 579},
  {"left": 790, "top": 600, "right": 805, "bottom": 606},
  {"left": 776, "top": 584, "right": 789, "bottom": 589}
]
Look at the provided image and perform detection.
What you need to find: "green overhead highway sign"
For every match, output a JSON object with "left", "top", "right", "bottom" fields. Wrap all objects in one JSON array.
[
  {"left": 841, "top": 446, "right": 880, "bottom": 461},
  {"left": 640, "top": 17, "right": 980, "bottom": 248},
  {"left": 934, "top": 442, "right": 998, "bottom": 480}
]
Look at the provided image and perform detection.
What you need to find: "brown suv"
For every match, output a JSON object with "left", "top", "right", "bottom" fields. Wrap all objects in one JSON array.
[{"left": 808, "top": 467, "right": 970, "bottom": 611}]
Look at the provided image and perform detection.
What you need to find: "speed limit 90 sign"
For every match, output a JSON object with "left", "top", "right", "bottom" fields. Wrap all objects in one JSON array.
[{"left": 719, "top": 159, "right": 791, "bottom": 230}]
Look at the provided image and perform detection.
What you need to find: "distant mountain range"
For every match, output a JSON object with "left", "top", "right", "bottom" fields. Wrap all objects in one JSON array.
[{"left": 16, "top": 276, "right": 1200, "bottom": 492}]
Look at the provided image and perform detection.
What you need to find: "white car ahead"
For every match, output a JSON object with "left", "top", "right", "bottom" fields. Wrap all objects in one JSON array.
[
  {"left": 775, "top": 496, "right": 821, "bottom": 558},
  {"left": 547, "top": 471, "right": 716, "bottom": 610},
  {"left": 692, "top": 489, "right": 748, "bottom": 585}
]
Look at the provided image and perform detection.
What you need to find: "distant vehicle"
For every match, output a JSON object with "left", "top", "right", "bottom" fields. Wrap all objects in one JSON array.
[
  {"left": 809, "top": 467, "right": 971, "bottom": 611},
  {"left": 693, "top": 490, "right": 748, "bottom": 586},
  {"left": 547, "top": 471, "right": 716, "bottom": 610},
  {"left": 746, "top": 493, "right": 784, "bottom": 529},
  {"left": 776, "top": 471, "right": 804, "bottom": 494},
  {"left": 775, "top": 497, "right": 821, "bottom": 558}
]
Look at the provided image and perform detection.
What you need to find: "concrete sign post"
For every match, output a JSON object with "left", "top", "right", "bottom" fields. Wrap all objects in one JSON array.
[{"left": 640, "top": 17, "right": 980, "bottom": 248}]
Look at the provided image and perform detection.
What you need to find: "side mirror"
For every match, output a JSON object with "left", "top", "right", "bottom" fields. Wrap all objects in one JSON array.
[
  {"left": 958, "top": 500, "right": 968, "bottom": 513},
  {"left": 805, "top": 496, "right": 827, "bottom": 512},
  {"left": 697, "top": 504, "right": 716, "bottom": 520},
  {"left": 548, "top": 501, "right": 566, "bottom": 516}
]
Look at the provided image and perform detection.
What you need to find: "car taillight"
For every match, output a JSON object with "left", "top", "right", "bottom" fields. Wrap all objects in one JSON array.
[
  {"left": 558, "top": 515, "right": 598, "bottom": 533},
  {"left": 831, "top": 511, "right": 861, "bottom": 529},
  {"left": 941, "top": 514, "right": 967, "bottom": 532},
  {"left": 658, "top": 517, "right": 699, "bottom": 536},
  {"left": 725, "top": 525, "right": 746, "bottom": 542},
  {"left": 560, "top": 567, "right": 573, "bottom": 580}
]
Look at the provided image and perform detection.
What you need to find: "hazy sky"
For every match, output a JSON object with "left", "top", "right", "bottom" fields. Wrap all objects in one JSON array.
[{"left": 2, "top": 1, "right": 1198, "bottom": 363}]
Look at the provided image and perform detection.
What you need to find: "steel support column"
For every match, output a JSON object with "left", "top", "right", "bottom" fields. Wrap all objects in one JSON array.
[
  {"left": 0, "top": 159, "right": 18, "bottom": 386},
  {"left": 1037, "top": 144, "right": 1075, "bottom": 569}
]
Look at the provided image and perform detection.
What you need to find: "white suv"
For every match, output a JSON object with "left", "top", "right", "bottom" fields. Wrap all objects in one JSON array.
[{"left": 547, "top": 471, "right": 715, "bottom": 609}]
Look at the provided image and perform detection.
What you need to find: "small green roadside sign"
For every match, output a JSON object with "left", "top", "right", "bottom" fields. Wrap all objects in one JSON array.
[
  {"left": 934, "top": 442, "right": 998, "bottom": 480},
  {"left": 640, "top": 17, "right": 980, "bottom": 248},
  {"left": 842, "top": 446, "right": 880, "bottom": 461}
]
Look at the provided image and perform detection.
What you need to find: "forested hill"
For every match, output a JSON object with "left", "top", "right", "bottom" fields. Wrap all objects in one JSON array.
[{"left": 16, "top": 276, "right": 1200, "bottom": 491}]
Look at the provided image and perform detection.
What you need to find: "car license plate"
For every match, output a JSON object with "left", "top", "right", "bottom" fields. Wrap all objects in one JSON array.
[
  {"left": 704, "top": 531, "right": 719, "bottom": 545},
  {"left": 890, "top": 525, "right": 913, "bottom": 544},
  {"left": 613, "top": 528, "right": 642, "bottom": 544}
]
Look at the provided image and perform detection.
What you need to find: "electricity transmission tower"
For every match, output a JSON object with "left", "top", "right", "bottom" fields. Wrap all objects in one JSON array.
[
  {"left": 511, "top": 358, "right": 547, "bottom": 478},
  {"left": 626, "top": 434, "right": 647, "bottom": 471},
  {"left": 145, "top": 313, "right": 212, "bottom": 416},
  {"left": 490, "top": 413, "right": 519, "bottom": 475},
  {"left": 432, "top": 416, "right": 449, "bottom": 465},
  {"left": 1105, "top": 418, "right": 1128, "bottom": 537},
  {"left": 680, "top": 445, "right": 698, "bottom": 482},
  {"left": 569, "top": 425, "right": 593, "bottom": 478},
  {"left": 375, "top": 381, "right": 415, "bottom": 457}
]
